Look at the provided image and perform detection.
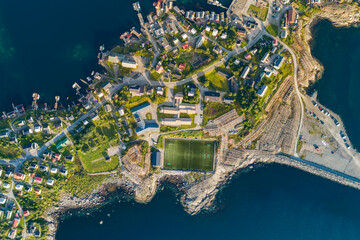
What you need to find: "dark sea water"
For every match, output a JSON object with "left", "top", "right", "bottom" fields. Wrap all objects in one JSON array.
[
  {"left": 57, "top": 164, "right": 360, "bottom": 240},
  {"left": 0, "top": 0, "right": 230, "bottom": 111},
  {"left": 311, "top": 20, "right": 360, "bottom": 150}
]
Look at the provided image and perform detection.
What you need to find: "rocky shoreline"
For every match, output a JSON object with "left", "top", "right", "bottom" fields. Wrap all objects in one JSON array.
[
  {"left": 299, "top": 3, "right": 360, "bottom": 87},
  {"left": 44, "top": 3, "right": 360, "bottom": 240},
  {"left": 45, "top": 150, "right": 360, "bottom": 239}
]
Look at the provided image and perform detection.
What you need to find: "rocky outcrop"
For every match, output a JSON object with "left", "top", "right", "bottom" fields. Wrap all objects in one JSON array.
[
  {"left": 317, "top": 3, "right": 360, "bottom": 28},
  {"left": 297, "top": 3, "right": 360, "bottom": 87}
]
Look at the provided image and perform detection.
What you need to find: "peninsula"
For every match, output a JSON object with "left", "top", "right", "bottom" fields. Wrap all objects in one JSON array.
[{"left": 0, "top": 0, "right": 359, "bottom": 239}]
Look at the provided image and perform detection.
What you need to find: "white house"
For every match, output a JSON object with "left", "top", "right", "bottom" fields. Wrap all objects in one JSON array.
[
  {"left": 0, "top": 198, "right": 6, "bottom": 205},
  {"left": 15, "top": 184, "right": 23, "bottom": 191},
  {"left": 122, "top": 60, "right": 138, "bottom": 69},
  {"left": 257, "top": 85, "right": 268, "bottom": 97},
  {"left": 240, "top": 66, "right": 250, "bottom": 79},
  {"left": 46, "top": 179, "right": 55, "bottom": 186},
  {"left": 212, "top": 29, "right": 219, "bottom": 37}
]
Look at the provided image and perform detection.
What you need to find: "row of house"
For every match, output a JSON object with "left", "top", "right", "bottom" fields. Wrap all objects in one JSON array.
[{"left": 185, "top": 11, "right": 226, "bottom": 23}]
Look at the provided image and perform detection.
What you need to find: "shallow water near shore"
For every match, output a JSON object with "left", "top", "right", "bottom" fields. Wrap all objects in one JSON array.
[
  {"left": 311, "top": 20, "right": 360, "bottom": 150},
  {"left": 57, "top": 164, "right": 360, "bottom": 240}
]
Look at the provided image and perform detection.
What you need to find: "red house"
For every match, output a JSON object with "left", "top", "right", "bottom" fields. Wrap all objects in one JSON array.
[
  {"left": 12, "top": 218, "right": 19, "bottom": 228},
  {"left": 178, "top": 63, "right": 187, "bottom": 72},
  {"left": 182, "top": 43, "right": 189, "bottom": 50},
  {"left": 14, "top": 172, "right": 25, "bottom": 181},
  {"left": 33, "top": 177, "right": 43, "bottom": 184},
  {"left": 23, "top": 210, "right": 30, "bottom": 217}
]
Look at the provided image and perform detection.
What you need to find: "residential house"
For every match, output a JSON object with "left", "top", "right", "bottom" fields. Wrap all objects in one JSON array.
[
  {"left": 182, "top": 43, "right": 189, "bottom": 50},
  {"left": 181, "top": 33, "right": 188, "bottom": 40},
  {"left": 261, "top": 52, "right": 270, "bottom": 63},
  {"left": 102, "top": 81, "right": 113, "bottom": 94},
  {"left": 118, "top": 106, "right": 125, "bottom": 116},
  {"left": 212, "top": 29, "right": 219, "bottom": 37},
  {"left": 156, "top": 87, "right": 164, "bottom": 95},
  {"left": 156, "top": 65, "right": 164, "bottom": 74},
  {"left": 104, "top": 104, "right": 112, "bottom": 113},
  {"left": 15, "top": 184, "right": 23, "bottom": 191},
  {"left": 257, "top": 85, "right": 268, "bottom": 97},
  {"left": 245, "top": 53, "right": 252, "bottom": 60},
  {"left": 23, "top": 210, "right": 30, "bottom": 217},
  {"left": 33, "top": 177, "right": 43, "bottom": 184},
  {"left": 122, "top": 59, "right": 138, "bottom": 69},
  {"left": 204, "top": 91, "right": 221, "bottom": 102},
  {"left": 274, "top": 56, "right": 285, "bottom": 69},
  {"left": 0, "top": 198, "right": 6, "bottom": 205},
  {"left": 178, "top": 63, "right": 186, "bottom": 72},
  {"left": 129, "top": 85, "right": 146, "bottom": 96},
  {"left": 240, "top": 66, "right": 250, "bottom": 79},
  {"left": 14, "top": 172, "right": 25, "bottom": 181},
  {"left": 65, "top": 155, "right": 74, "bottom": 162},
  {"left": 8, "top": 229, "right": 16, "bottom": 239},
  {"left": 35, "top": 189, "right": 41, "bottom": 195},
  {"left": 60, "top": 168, "right": 68, "bottom": 176},
  {"left": 46, "top": 179, "right": 55, "bottom": 186}
]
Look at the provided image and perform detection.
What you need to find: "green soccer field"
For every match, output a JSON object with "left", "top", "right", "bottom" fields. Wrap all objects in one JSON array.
[{"left": 164, "top": 138, "right": 215, "bottom": 171}]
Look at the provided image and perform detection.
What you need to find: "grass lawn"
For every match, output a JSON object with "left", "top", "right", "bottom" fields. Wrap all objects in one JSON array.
[
  {"left": 90, "top": 155, "right": 119, "bottom": 173},
  {"left": 19, "top": 133, "right": 54, "bottom": 148},
  {"left": 150, "top": 69, "right": 162, "bottom": 81},
  {"left": 164, "top": 138, "right": 215, "bottom": 171},
  {"left": 266, "top": 24, "right": 279, "bottom": 37},
  {"left": 248, "top": 4, "right": 269, "bottom": 21},
  {"left": 205, "top": 70, "right": 229, "bottom": 92},
  {"left": 0, "top": 141, "right": 22, "bottom": 159},
  {"left": 203, "top": 102, "right": 232, "bottom": 125},
  {"left": 146, "top": 113, "right": 152, "bottom": 120},
  {"left": 73, "top": 119, "right": 120, "bottom": 173}
]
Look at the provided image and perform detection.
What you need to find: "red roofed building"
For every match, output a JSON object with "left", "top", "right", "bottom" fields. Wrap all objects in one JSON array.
[
  {"left": 33, "top": 177, "right": 43, "bottom": 184},
  {"left": 182, "top": 43, "right": 189, "bottom": 50},
  {"left": 156, "top": 65, "right": 164, "bottom": 74},
  {"left": 272, "top": 39, "right": 278, "bottom": 46},
  {"left": 54, "top": 154, "right": 61, "bottom": 161},
  {"left": 245, "top": 53, "right": 252, "bottom": 60},
  {"left": 12, "top": 218, "right": 19, "bottom": 228},
  {"left": 23, "top": 210, "right": 30, "bottom": 217},
  {"left": 178, "top": 63, "right": 187, "bottom": 72},
  {"left": 14, "top": 172, "right": 25, "bottom": 181},
  {"left": 35, "top": 189, "right": 42, "bottom": 195},
  {"left": 287, "top": 9, "right": 296, "bottom": 24}
]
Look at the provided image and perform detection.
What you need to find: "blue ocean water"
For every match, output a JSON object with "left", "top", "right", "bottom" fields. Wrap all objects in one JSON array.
[
  {"left": 311, "top": 20, "right": 360, "bottom": 150},
  {"left": 0, "top": 0, "right": 230, "bottom": 111},
  {"left": 0, "top": 0, "right": 153, "bottom": 110},
  {"left": 57, "top": 164, "right": 360, "bottom": 240}
]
